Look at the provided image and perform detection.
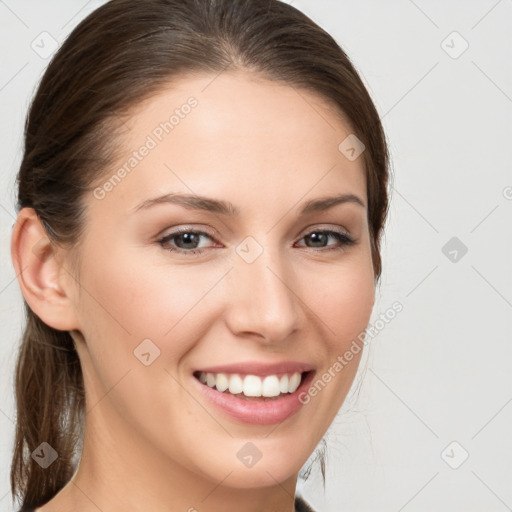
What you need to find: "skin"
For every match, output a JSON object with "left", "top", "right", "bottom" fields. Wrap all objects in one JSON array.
[{"left": 12, "top": 71, "right": 375, "bottom": 512}]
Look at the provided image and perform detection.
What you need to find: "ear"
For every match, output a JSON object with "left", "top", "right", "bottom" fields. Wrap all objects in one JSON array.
[{"left": 10, "top": 207, "right": 80, "bottom": 331}]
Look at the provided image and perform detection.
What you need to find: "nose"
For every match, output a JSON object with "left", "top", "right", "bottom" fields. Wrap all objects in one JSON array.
[{"left": 224, "top": 242, "right": 302, "bottom": 345}]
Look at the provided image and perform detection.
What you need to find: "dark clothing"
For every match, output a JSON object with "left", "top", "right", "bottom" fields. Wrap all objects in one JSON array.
[
  {"left": 295, "top": 495, "right": 316, "bottom": 511},
  {"left": 20, "top": 495, "right": 316, "bottom": 512}
]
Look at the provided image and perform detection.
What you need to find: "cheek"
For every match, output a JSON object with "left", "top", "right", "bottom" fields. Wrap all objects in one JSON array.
[
  {"left": 308, "top": 256, "right": 375, "bottom": 350},
  {"left": 73, "top": 247, "right": 219, "bottom": 435},
  {"left": 297, "top": 257, "right": 374, "bottom": 423},
  {"left": 76, "top": 244, "right": 223, "bottom": 362}
]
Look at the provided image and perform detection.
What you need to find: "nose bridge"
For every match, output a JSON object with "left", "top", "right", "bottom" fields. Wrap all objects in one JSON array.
[{"left": 226, "top": 237, "right": 301, "bottom": 342}]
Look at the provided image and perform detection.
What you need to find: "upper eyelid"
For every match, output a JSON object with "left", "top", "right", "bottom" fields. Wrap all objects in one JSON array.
[{"left": 159, "top": 227, "right": 215, "bottom": 238}]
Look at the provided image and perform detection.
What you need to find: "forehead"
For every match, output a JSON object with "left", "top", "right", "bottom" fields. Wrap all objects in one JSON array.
[{"left": 94, "top": 71, "right": 366, "bottom": 214}]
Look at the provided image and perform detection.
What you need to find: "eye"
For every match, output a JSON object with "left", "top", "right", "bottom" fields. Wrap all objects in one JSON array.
[
  {"left": 157, "top": 227, "right": 217, "bottom": 256},
  {"left": 157, "top": 226, "right": 356, "bottom": 257},
  {"left": 295, "top": 229, "right": 356, "bottom": 251}
]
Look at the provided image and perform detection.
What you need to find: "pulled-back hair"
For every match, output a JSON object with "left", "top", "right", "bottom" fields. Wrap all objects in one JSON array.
[{"left": 11, "top": 0, "right": 390, "bottom": 509}]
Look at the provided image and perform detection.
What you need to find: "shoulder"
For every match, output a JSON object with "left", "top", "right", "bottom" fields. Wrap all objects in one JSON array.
[{"left": 295, "top": 494, "right": 316, "bottom": 512}]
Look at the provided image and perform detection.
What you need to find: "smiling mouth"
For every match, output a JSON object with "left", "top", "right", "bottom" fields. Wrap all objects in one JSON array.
[{"left": 192, "top": 370, "right": 311, "bottom": 401}]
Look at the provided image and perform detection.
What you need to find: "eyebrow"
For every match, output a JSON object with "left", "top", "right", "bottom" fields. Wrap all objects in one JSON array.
[{"left": 131, "top": 192, "right": 366, "bottom": 216}]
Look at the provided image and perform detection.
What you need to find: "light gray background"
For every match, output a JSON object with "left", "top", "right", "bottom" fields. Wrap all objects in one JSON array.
[{"left": 1, "top": 1, "right": 511, "bottom": 511}]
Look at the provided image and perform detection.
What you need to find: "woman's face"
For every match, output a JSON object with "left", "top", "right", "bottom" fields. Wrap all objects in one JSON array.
[{"left": 68, "top": 72, "right": 375, "bottom": 490}]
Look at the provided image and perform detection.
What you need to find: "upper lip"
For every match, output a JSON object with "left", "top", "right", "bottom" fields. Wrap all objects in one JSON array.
[{"left": 194, "top": 361, "right": 314, "bottom": 377}]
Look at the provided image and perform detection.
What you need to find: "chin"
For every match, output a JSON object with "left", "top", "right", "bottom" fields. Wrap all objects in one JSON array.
[
  {"left": 217, "top": 463, "right": 298, "bottom": 489},
  {"left": 203, "top": 442, "right": 309, "bottom": 489}
]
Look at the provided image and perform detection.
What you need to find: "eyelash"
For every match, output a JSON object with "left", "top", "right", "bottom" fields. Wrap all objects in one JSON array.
[{"left": 157, "top": 226, "right": 356, "bottom": 256}]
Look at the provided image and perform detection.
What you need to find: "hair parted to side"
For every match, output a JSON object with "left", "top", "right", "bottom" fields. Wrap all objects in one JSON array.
[{"left": 11, "top": 0, "right": 391, "bottom": 508}]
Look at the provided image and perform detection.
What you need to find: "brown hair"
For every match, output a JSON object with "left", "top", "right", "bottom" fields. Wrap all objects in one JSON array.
[{"left": 10, "top": 0, "right": 391, "bottom": 508}]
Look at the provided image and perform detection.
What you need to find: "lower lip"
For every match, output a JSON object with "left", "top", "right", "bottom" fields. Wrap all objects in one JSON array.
[{"left": 192, "top": 371, "right": 315, "bottom": 425}]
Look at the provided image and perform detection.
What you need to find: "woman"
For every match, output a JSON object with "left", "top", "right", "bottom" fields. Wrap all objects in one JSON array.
[{"left": 10, "top": 0, "right": 390, "bottom": 510}]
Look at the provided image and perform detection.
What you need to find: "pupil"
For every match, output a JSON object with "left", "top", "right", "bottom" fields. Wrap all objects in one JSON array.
[
  {"left": 308, "top": 232, "right": 326, "bottom": 247},
  {"left": 178, "top": 233, "right": 198, "bottom": 249}
]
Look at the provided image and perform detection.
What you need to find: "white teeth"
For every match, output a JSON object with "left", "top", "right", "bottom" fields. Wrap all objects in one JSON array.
[
  {"left": 198, "top": 371, "right": 304, "bottom": 397},
  {"left": 206, "top": 373, "right": 216, "bottom": 387},
  {"left": 243, "top": 375, "right": 262, "bottom": 397},
  {"left": 279, "top": 374, "right": 289, "bottom": 393},
  {"left": 228, "top": 374, "right": 243, "bottom": 395},
  {"left": 262, "top": 375, "right": 281, "bottom": 397},
  {"left": 215, "top": 373, "right": 229, "bottom": 392},
  {"left": 288, "top": 372, "right": 301, "bottom": 393}
]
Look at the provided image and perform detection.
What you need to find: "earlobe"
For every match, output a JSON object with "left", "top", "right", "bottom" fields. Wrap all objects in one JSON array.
[{"left": 10, "top": 207, "right": 80, "bottom": 331}]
